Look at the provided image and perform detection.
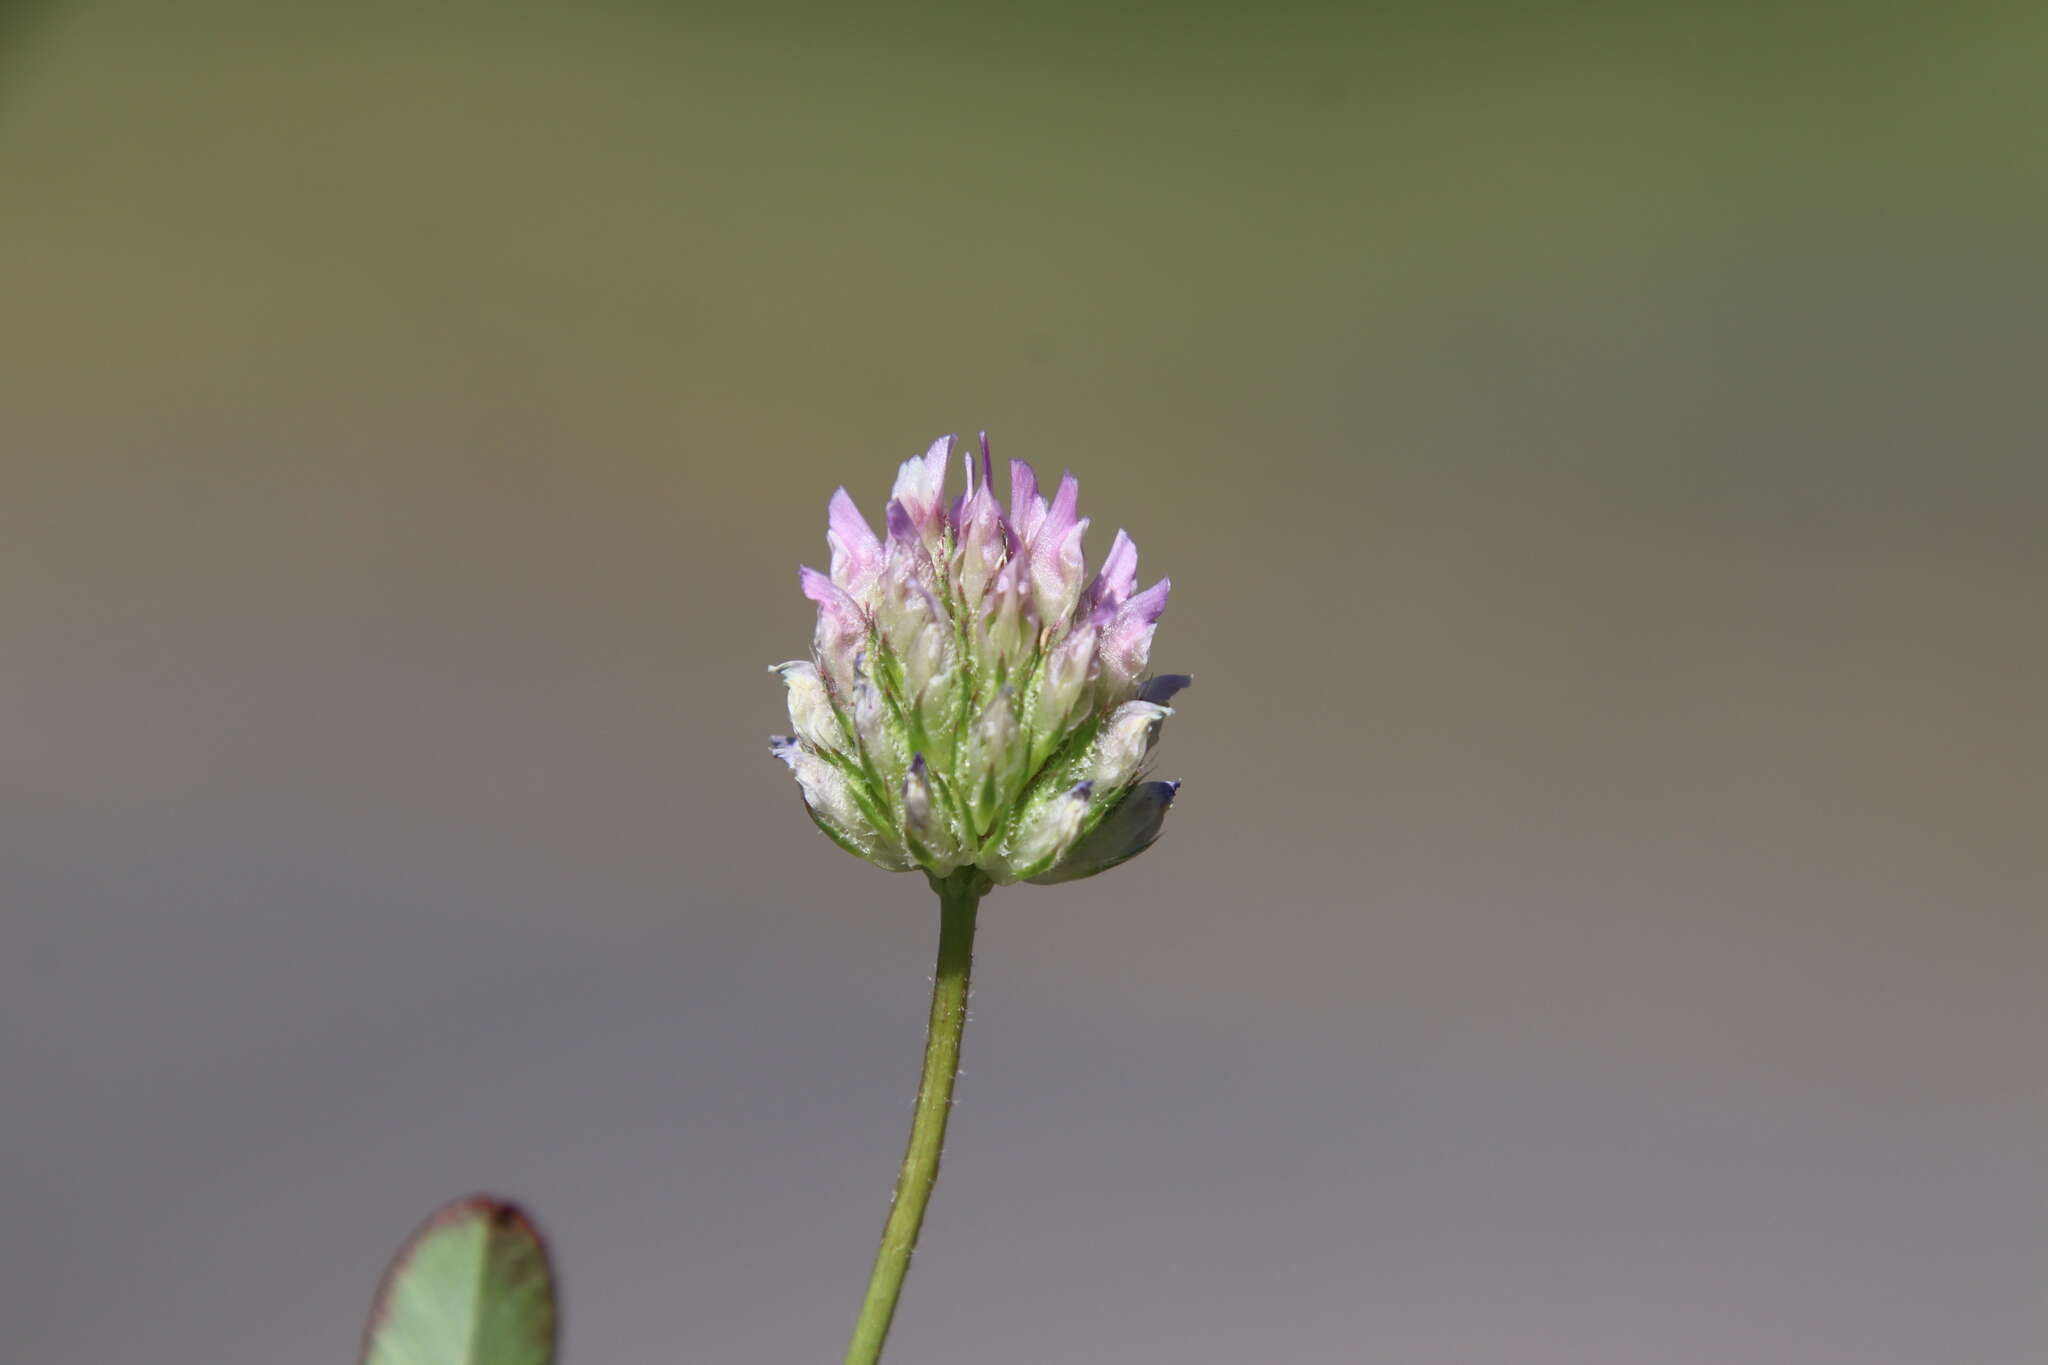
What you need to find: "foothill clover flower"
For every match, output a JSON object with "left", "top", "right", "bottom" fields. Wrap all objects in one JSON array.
[{"left": 769, "top": 434, "right": 1186, "bottom": 886}]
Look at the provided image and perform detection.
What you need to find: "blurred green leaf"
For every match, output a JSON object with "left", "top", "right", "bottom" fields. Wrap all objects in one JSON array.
[{"left": 360, "top": 1196, "right": 558, "bottom": 1365}]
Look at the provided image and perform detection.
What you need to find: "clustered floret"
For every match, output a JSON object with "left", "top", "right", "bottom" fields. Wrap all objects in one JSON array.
[{"left": 770, "top": 435, "right": 1186, "bottom": 885}]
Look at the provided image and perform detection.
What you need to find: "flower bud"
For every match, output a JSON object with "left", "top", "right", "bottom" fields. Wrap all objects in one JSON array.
[
  {"left": 901, "top": 753, "right": 963, "bottom": 870},
  {"left": 952, "top": 441, "right": 1008, "bottom": 609},
  {"left": 960, "top": 686, "right": 1027, "bottom": 836},
  {"left": 1005, "top": 780, "right": 1094, "bottom": 879},
  {"left": 1029, "top": 625, "right": 1099, "bottom": 768},
  {"left": 975, "top": 559, "right": 1032, "bottom": 670},
  {"left": 850, "top": 677, "right": 907, "bottom": 792},
  {"left": 771, "top": 660, "right": 842, "bottom": 754},
  {"left": 1090, "top": 700, "right": 1172, "bottom": 789},
  {"left": 1030, "top": 780, "right": 1180, "bottom": 884},
  {"left": 772, "top": 736, "right": 910, "bottom": 870}
]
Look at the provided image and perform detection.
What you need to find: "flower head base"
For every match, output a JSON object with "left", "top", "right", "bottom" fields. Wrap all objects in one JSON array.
[{"left": 770, "top": 435, "right": 1185, "bottom": 885}]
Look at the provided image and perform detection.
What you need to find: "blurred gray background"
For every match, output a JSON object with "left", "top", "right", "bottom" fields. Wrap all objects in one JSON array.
[{"left": 3, "top": 2, "right": 2043, "bottom": 1361}]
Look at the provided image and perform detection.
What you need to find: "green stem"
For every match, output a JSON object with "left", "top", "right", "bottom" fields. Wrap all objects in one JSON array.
[{"left": 843, "top": 868, "right": 988, "bottom": 1365}]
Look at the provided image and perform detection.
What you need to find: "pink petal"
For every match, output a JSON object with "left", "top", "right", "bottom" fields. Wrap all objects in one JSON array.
[
  {"left": 1008, "top": 459, "right": 1046, "bottom": 550},
  {"left": 1100, "top": 576, "right": 1170, "bottom": 690},
  {"left": 826, "top": 487, "right": 883, "bottom": 602},
  {"left": 891, "top": 435, "right": 954, "bottom": 542},
  {"left": 1082, "top": 528, "right": 1138, "bottom": 623}
]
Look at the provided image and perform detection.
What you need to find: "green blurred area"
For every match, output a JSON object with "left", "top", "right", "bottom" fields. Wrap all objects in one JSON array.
[
  {"left": 9, "top": 0, "right": 2045, "bottom": 648},
  {"left": 8, "top": 1, "right": 2045, "bottom": 476}
]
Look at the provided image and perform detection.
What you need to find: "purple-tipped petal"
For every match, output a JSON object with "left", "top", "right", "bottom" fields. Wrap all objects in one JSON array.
[
  {"left": 1082, "top": 528, "right": 1139, "bottom": 623},
  {"left": 801, "top": 564, "right": 857, "bottom": 618},
  {"left": 1008, "top": 459, "right": 1046, "bottom": 550},
  {"left": 884, "top": 498, "right": 918, "bottom": 546},
  {"left": 801, "top": 564, "right": 863, "bottom": 616},
  {"left": 801, "top": 565, "right": 868, "bottom": 689},
  {"left": 1045, "top": 471, "right": 1079, "bottom": 532},
  {"left": 953, "top": 477, "right": 1007, "bottom": 607},
  {"left": 891, "top": 436, "right": 954, "bottom": 544},
  {"left": 826, "top": 487, "right": 883, "bottom": 603},
  {"left": 1121, "top": 575, "right": 1171, "bottom": 625},
  {"left": 1100, "top": 576, "right": 1170, "bottom": 692},
  {"left": 1029, "top": 473, "right": 1088, "bottom": 625},
  {"left": 950, "top": 434, "right": 1000, "bottom": 530}
]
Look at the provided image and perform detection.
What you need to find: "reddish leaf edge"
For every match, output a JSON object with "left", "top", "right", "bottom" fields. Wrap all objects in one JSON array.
[{"left": 358, "top": 1194, "right": 556, "bottom": 1365}]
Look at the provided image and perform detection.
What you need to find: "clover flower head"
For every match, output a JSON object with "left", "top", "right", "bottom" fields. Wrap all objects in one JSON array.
[{"left": 769, "top": 434, "right": 1186, "bottom": 885}]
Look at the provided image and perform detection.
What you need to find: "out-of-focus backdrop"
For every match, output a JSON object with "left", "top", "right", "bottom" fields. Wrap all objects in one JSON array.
[{"left": 4, "top": 3, "right": 2043, "bottom": 1362}]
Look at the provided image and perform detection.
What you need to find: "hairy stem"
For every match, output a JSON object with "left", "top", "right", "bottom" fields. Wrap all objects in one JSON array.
[{"left": 843, "top": 868, "right": 988, "bottom": 1365}]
